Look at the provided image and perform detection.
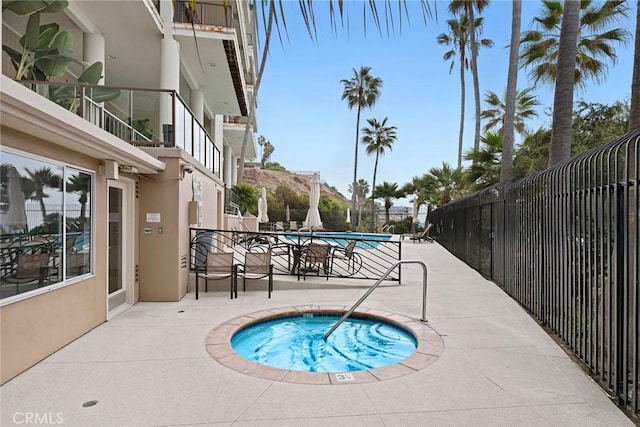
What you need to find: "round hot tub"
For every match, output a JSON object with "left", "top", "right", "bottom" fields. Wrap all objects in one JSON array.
[
  {"left": 231, "top": 312, "right": 416, "bottom": 372},
  {"left": 206, "top": 306, "right": 444, "bottom": 385}
]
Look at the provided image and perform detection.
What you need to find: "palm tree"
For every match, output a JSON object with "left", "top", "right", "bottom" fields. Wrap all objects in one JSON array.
[
  {"left": 23, "top": 167, "right": 61, "bottom": 223},
  {"left": 463, "top": 131, "right": 502, "bottom": 191},
  {"left": 519, "top": 0, "right": 630, "bottom": 89},
  {"left": 437, "top": 15, "right": 492, "bottom": 168},
  {"left": 374, "top": 182, "right": 402, "bottom": 226},
  {"left": 480, "top": 88, "right": 540, "bottom": 135},
  {"left": 341, "top": 66, "right": 383, "bottom": 230},
  {"left": 237, "top": 1, "right": 275, "bottom": 183},
  {"left": 229, "top": 183, "right": 258, "bottom": 216},
  {"left": 630, "top": 0, "right": 640, "bottom": 131},
  {"left": 66, "top": 173, "right": 90, "bottom": 230},
  {"left": 449, "top": 0, "right": 491, "bottom": 153},
  {"left": 548, "top": 0, "right": 581, "bottom": 167},
  {"left": 438, "top": 16, "right": 470, "bottom": 169},
  {"left": 427, "top": 162, "right": 466, "bottom": 206},
  {"left": 501, "top": 0, "right": 522, "bottom": 183},
  {"left": 361, "top": 117, "right": 397, "bottom": 232},
  {"left": 348, "top": 178, "right": 369, "bottom": 226}
]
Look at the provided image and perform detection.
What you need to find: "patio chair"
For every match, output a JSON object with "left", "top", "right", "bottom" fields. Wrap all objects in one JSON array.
[
  {"left": 2, "top": 252, "right": 52, "bottom": 293},
  {"left": 401, "top": 223, "right": 434, "bottom": 243},
  {"left": 268, "top": 238, "right": 291, "bottom": 271},
  {"left": 196, "top": 252, "right": 237, "bottom": 300},
  {"left": 237, "top": 251, "right": 273, "bottom": 298},
  {"left": 330, "top": 240, "right": 361, "bottom": 275},
  {"left": 274, "top": 221, "right": 285, "bottom": 231},
  {"left": 300, "top": 242, "right": 331, "bottom": 280},
  {"left": 289, "top": 220, "right": 297, "bottom": 231}
]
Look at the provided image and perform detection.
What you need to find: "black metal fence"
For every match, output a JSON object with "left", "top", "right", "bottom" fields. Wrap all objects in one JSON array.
[
  {"left": 428, "top": 130, "right": 639, "bottom": 415},
  {"left": 189, "top": 228, "right": 401, "bottom": 282}
]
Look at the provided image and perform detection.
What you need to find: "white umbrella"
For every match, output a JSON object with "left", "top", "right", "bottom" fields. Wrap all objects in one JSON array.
[
  {"left": 3, "top": 166, "right": 27, "bottom": 234},
  {"left": 411, "top": 196, "right": 419, "bottom": 234},
  {"left": 346, "top": 207, "right": 350, "bottom": 223},
  {"left": 304, "top": 173, "right": 322, "bottom": 229},
  {"left": 259, "top": 187, "right": 269, "bottom": 223},
  {"left": 285, "top": 205, "right": 290, "bottom": 222}
]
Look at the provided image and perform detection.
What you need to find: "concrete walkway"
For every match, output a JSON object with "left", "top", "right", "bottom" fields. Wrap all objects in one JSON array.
[{"left": 0, "top": 242, "right": 632, "bottom": 426}]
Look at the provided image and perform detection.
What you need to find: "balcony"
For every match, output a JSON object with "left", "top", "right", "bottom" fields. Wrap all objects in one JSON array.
[
  {"left": 172, "top": 0, "right": 233, "bottom": 28},
  {"left": 18, "top": 81, "right": 221, "bottom": 178}
]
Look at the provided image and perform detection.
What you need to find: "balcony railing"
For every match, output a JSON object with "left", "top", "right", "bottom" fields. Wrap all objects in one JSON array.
[
  {"left": 173, "top": 1, "right": 233, "bottom": 28},
  {"left": 18, "top": 81, "right": 221, "bottom": 178}
]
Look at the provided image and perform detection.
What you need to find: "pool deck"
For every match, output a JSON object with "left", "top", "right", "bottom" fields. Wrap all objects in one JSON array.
[{"left": 0, "top": 241, "right": 634, "bottom": 426}]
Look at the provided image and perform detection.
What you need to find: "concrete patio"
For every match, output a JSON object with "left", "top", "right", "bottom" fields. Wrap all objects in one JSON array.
[{"left": 0, "top": 242, "right": 633, "bottom": 426}]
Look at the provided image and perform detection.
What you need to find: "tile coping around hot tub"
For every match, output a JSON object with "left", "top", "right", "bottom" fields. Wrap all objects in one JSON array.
[{"left": 205, "top": 305, "right": 445, "bottom": 385}]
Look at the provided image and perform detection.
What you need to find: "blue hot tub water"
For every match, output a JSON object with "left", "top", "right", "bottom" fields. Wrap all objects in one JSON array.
[{"left": 230, "top": 314, "right": 417, "bottom": 373}]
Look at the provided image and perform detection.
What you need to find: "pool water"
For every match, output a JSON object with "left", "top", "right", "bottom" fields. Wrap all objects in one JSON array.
[
  {"left": 230, "top": 314, "right": 416, "bottom": 372},
  {"left": 284, "top": 232, "right": 392, "bottom": 249}
]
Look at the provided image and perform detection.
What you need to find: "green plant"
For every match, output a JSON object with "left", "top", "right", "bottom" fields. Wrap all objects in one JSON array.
[
  {"left": 127, "top": 117, "right": 154, "bottom": 140},
  {"left": 2, "top": 0, "right": 120, "bottom": 109}
]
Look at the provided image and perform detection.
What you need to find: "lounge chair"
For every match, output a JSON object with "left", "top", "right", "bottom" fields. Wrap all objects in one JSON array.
[
  {"left": 289, "top": 220, "right": 297, "bottom": 231},
  {"left": 401, "top": 223, "right": 434, "bottom": 243}
]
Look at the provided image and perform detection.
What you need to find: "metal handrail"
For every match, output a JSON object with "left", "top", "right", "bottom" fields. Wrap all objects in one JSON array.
[{"left": 324, "top": 260, "right": 428, "bottom": 340}]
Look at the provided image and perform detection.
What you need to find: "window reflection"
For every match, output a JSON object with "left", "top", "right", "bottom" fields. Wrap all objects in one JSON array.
[{"left": 0, "top": 151, "right": 93, "bottom": 300}]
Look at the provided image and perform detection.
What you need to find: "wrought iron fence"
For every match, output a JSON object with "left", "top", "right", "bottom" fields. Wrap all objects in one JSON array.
[
  {"left": 428, "top": 130, "right": 639, "bottom": 415},
  {"left": 189, "top": 228, "right": 401, "bottom": 282}
]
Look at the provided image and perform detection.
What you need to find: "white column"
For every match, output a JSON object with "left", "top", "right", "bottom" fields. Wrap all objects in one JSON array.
[
  {"left": 159, "top": 37, "right": 180, "bottom": 142},
  {"left": 190, "top": 89, "right": 204, "bottom": 123},
  {"left": 223, "top": 144, "right": 232, "bottom": 186},
  {"left": 83, "top": 33, "right": 105, "bottom": 84},
  {"left": 232, "top": 155, "right": 238, "bottom": 185}
]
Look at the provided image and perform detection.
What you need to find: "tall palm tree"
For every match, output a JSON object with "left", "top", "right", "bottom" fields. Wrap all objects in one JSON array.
[
  {"left": 438, "top": 16, "right": 470, "bottom": 170},
  {"left": 361, "top": 117, "right": 397, "bottom": 232},
  {"left": 437, "top": 15, "right": 492, "bottom": 168},
  {"left": 66, "top": 173, "right": 90, "bottom": 230},
  {"left": 480, "top": 87, "right": 540, "bottom": 135},
  {"left": 237, "top": 0, "right": 275, "bottom": 183},
  {"left": 23, "top": 167, "right": 61, "bottom": 223},
  {"left": 548, "top": 0, "right": 581, "bottom": 166},
  {"left": 348, "top": 178, "right": 369, "bottom": 226},
  {"left": 630, "top": 0, "right": 640, "bottom": 131},
  {"left": 501, "top": 0, "right": 522, "bottom": 183},
  {"left": 449, "top": 0, "right": 491, "bottom": 153},
  {"left": 519, "top": 0, "right": 630, "bottom": 89},
  {"left": 341, "top": 66, "right": 383, "bottom": 230},
  {"left": 374, "top": 182, "right": 402, "bottom": 226}
]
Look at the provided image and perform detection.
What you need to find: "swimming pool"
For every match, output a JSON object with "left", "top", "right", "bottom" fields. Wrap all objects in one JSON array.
[
  {"left": 283, "top": 231, "right": 392, "bottom": 249},
  {"left": 230, "top": 313, "right": 416, "bottom": 372}
]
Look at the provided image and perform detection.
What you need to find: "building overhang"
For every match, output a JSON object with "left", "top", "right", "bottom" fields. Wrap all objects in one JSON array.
[{"left": 0, "top": 77, "right": 166, "bottom": 174}]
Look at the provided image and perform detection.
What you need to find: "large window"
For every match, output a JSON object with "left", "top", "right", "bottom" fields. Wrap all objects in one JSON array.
[{"left": 0, "top": 150, "right": 93, "bottom": 301}]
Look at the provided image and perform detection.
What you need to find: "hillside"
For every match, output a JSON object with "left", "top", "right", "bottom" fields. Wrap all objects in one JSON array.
[{"left": 242, "top": 168, "right": 349, "bottom": 203}]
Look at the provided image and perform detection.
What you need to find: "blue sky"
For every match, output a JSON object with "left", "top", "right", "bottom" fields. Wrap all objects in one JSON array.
[{"left": 256, "top": 0, "right": 637, "bottom": 205}]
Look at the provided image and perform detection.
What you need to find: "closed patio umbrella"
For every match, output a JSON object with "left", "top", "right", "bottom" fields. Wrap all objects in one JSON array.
[
  {"left": 304, "top": 173, "right": 322, "bottom": 229},
  {"left": 285, "top": 205, "right": 290, "bottom": 222},
  {"left": 411, "top": 196, "right": 419, "bottom": 234},
  {"left": 2, "top": 166, "right": 27, "bottom": 234},
  {"left": 346, "top": 207, "right": 350, "bottom": 223},
  {"left": 259, "top": 187, "right": 269, "bottom": 223}
]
